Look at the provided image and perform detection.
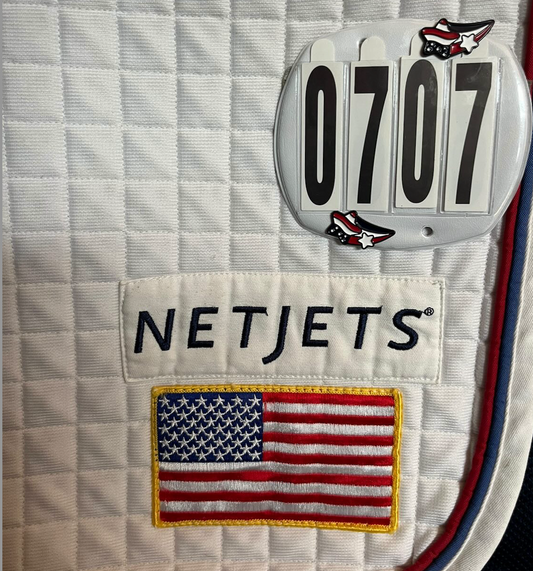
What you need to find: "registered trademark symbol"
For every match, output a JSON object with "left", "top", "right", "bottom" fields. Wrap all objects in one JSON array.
[{"left": 424, "top": 307, "right": 434, "bottom": 316}]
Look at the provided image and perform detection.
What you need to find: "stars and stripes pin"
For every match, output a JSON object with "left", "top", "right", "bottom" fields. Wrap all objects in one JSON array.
[
  {"left": 420, "top": 18, "right": 494, "bottom": 59},
  {"left": 152, "top": 385, "right": 402, "bottom": 532},
  {"left": 326, "top": 211, "right": 396, "bottom": 248}
]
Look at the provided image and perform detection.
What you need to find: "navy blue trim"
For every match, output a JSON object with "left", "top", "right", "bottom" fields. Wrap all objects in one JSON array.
[{"left": 428, "top": 127, "right": 533, "bottom": 570}]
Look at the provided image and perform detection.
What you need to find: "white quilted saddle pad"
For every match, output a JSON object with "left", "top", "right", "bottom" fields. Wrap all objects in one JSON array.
[{"left": 3, "top": 2, "right": 532, "bottom": 571}]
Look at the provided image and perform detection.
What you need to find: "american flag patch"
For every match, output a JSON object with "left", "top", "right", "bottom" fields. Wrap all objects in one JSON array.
[{"left": 152, "top": 385, "right": 402, "bottom": 532}]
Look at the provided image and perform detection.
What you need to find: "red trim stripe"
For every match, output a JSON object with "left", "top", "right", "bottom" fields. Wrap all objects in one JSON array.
[
  {"left": 263, "top": 393, "right": 394, "bottom": 407},
  {"left": 407, "top": 154, "right": 523, "bottom": 571},
  {"left": 263, "top": 411, "right": 395, "bottom": 426},
  {"left": 261, "top": 451, "right": 393, "bottom": 466},
  {"left": 409, "top": 9, "right": 533, "bottom": 570},
  {"left": 159, "top": 489, "right": 392, "bottom": 507},
  {"left": 263, "top": 432, "right": 394, "bottom": 446},
  {"left": 159, "top": 470, "right": 392, "bottom": 487},
  {"left": 160, "top": 511, "right": 391, "bottom": 526}
]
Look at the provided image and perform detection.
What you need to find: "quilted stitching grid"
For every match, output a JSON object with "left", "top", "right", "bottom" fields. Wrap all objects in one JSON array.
[{"left": 1, "top": 1, "right": 528, "bottom": 570}]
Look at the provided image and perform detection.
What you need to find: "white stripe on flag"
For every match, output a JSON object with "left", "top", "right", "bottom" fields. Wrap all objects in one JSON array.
[
  {"left": 264, "top": 422, "right": 394, "bottom": 436},
  {"left": 159, "top": 480, "right": 392, "bottom": 497},
  {"left": 263, "top": 442, "right": 393, "bottom": 456},
  {"left": 158, "top": 461, "right": 393, "bottom": 476},
  {"left": 160, "top": 500, "right": 391, "bottom": 518},
  {"left": 266, "top": 403, "right": 394, "bottom": 416}
]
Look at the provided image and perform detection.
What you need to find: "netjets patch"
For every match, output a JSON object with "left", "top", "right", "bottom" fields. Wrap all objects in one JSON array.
[
  {"left": 120, "top": 273, "right": 444, "bottom": 382},
  {"left": 152, "top": 385, "right": 402, "bottom": 532}
]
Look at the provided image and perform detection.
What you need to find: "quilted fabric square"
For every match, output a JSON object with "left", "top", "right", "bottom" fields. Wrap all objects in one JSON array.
[{"left": 152, "top": 385, "right": 402, "bottom": 532}]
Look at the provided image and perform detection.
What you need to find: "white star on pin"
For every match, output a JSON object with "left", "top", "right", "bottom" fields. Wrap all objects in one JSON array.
[
  {"left": 359, "top": 232, "right": 375, "bottom": 249},
  {"left": 460, "top": 34, "right": 478, "bottom": 53}
]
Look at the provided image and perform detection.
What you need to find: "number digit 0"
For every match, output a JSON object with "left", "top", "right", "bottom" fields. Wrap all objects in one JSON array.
[
  {"left": 304, "top": 65, "right": 337, "bottom": 206},
  {"left": 401, "top": 60, "right": 438, "bottom": 204}
]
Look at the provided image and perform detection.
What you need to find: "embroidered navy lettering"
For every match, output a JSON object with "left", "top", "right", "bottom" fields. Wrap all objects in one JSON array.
[
  {"left": 302, "top": 306, "right": 334, "bottom": 347},
  {"left": 134, "top": 309, "right": 175, "bottom": 354},
  {"left": 121, "top": 275, "right": 443, "bottom": 381},
  {"left": 232, "top": 306, "right": 268, "bottom": 348},
  {"left": 187, "top": 307, "right": 219, "bottom": 349},
  {"left": 347, "top": 307, "right": 383, "bottom": 349},
  {"left": 388, "top": 308, "right": 423, "bottom": 351},
  {"left": 262, "top": 306, "right": 291, "bottom": 365}
]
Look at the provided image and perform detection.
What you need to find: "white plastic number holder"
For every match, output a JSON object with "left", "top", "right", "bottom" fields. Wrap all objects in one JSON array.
[{"left": 274, "top": 20, "right": 531, "bottom": 250}]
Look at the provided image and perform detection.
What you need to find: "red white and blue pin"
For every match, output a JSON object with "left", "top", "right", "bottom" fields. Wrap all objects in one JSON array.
[
  {"left": 326, "top": 211, "right": 396, "bottom": 249},
  {"left": 420, "top": 18, "right": 494, "bottom": 59}
]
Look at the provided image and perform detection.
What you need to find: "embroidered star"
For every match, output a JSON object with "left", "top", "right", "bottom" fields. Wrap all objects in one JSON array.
[
  {"left": 249, "top": 395, "right": 261, "bottom": 407},
  {"left": 223, "top": 402, "right": 233, "bottom": 414},
  {"left": 231, "top": 395, "right": 243, "bottom": 407},
  {"left": 214, "top": 395, "right": 225, "bottom": 407},
  {"left": 196, "top": 449, "right": 209, "bottom": 461},
  {"left": 168, "top": 404, "right": 179, "bottom": 415},
  {"left": 249, "top": 450, "right": 261, "bottom": 460},
  {"left": 460, "top": 33, "right": 478, "bottom": 53},
  {"left": 214, "top": 450, "right": 226, "bottom": 461},
  {"left": 180, "top": 449, "right": 194, "bottom": 460},
  {"left": 196, "top": 395, "right": 207, "bottom": 407},
  {"left": 359, "top": 231, "right": 375, "bottom": 249},
  {"left": 161, "top": 450, "right": 172, "bottom": 461},
  {"left": 159, "top": 395, "right": 170, "bottom": 408}
]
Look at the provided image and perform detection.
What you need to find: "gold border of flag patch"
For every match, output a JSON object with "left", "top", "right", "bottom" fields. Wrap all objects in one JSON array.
[{"left": 152, "top": 385, "right": 403, "bottom": 533}]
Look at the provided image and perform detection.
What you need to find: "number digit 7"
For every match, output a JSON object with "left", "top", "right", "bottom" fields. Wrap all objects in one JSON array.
[
  {"left": 454, "top": 62, "right": 492, "bottom": 205},
  {"left": 354, "top": 66, "right": 389, "bottom": 204}
]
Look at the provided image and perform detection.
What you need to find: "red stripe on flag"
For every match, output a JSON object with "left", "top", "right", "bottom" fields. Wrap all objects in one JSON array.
[
  {"left": 159, "top": 470, "right": 392, "bottom": 487},
  {"left": 263, "top": 393, "right": 394, "bottom": 407},
  {"left": 262, "top": 451, "right": 393, "bottom": 466},
  {"left": 159, "top": 489, "right": 392, "bottom": 507},
  {"left": 263, "top": 432, "right": 394, "bottom": 446},
  {"left": 159, "top": 510, "right": 391, "bottom": 526},
  {"left": 263, "top": 411, "right": 395, "bottom": 426}
]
